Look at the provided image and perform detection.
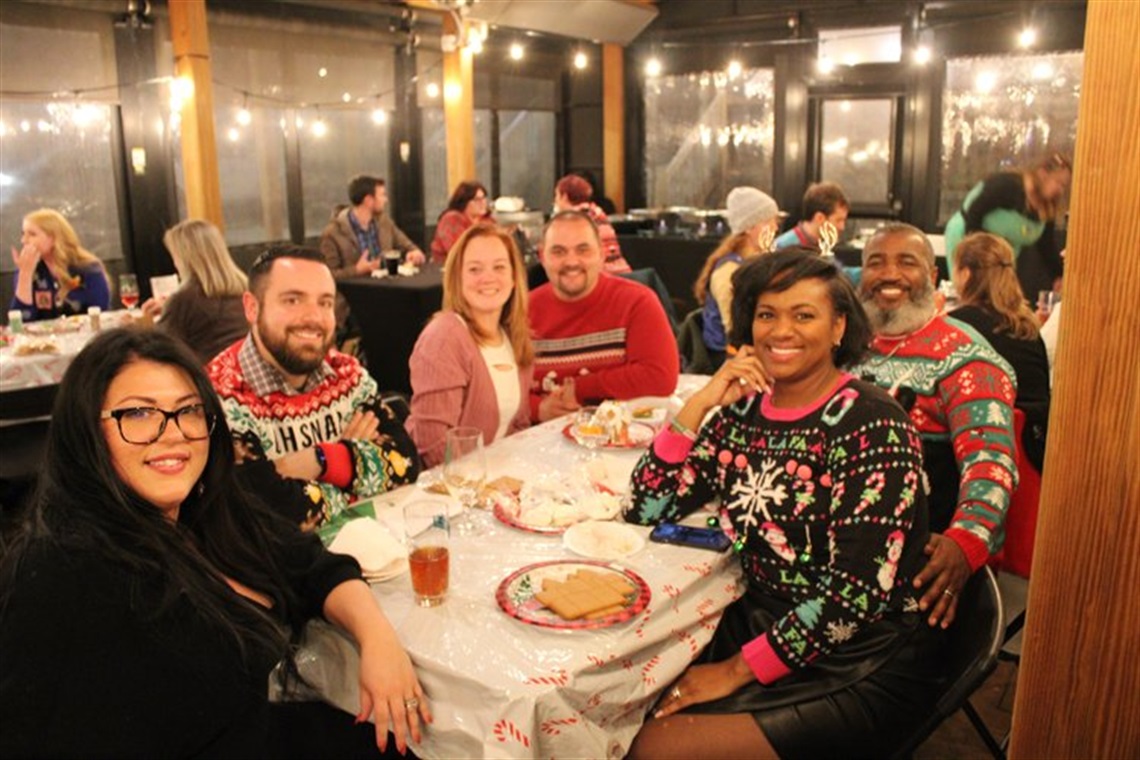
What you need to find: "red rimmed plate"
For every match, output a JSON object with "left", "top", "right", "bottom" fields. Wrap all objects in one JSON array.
[
  {"left": 492, "top": 500, "right": 567, "bottom": 535},
  {"left": 561, "top": 421, "right": 656, "bottom": 450},
  {"left": 495, "top": 560, "right": 651, "bottom": 630}
]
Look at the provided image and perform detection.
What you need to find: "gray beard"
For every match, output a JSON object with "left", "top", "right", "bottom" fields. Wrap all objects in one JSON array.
[{"left": 862, "top": 286, "right": 937, "bottom": 336}]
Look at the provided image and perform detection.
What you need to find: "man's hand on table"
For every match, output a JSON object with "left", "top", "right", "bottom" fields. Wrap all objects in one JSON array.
[
  {"left": 653, "top": 655, "right": 754, "bottom": 719},
  {"left": 355, "top": 255, "right": 380, "bottom": 275},
  {"left": 913, "top": 533, "right": 972, "bottom": 629},
  {"left": 537, "top": 378, "right": 580, "bottom": 422}
]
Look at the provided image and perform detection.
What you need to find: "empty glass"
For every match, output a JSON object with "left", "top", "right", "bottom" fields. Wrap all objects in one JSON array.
[{"left": 443, "top": 427, "right": 486, "bottom": 536}]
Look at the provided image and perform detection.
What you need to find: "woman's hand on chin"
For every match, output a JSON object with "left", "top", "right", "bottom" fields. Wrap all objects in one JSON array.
[{"left": 676, "top": 346, "right": 772, "bottom": 431}]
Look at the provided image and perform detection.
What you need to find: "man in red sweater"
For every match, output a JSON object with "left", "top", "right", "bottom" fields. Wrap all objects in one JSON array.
[{"left": 529, "top": 211, "right": 679, "bottom": 422}]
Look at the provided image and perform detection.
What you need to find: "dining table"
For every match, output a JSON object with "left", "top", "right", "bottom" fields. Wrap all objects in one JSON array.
[
  {"left": 338, "top": 266, "right": 445, "bottom": 396},
  {"left": 288, "top": 376, "right": 744, "bottom": 759}
]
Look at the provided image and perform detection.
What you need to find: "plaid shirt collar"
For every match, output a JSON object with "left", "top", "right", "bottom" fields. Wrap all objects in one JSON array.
[
  {"left": 347, "top": 208, "right": 381, "bottom": 260},
  {"left": 237, "top": 333, "right": 336, "bottom": 397}
]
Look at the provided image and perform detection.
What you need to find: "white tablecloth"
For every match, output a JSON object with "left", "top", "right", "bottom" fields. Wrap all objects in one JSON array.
[
  {"left": 0, "top": 312, "right": 134, "bottom": 393},
  {"left": 294, "top": 378, "right": 743, "bottom": 759}
]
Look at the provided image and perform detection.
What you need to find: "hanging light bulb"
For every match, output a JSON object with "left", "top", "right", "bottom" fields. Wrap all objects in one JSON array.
[
  {"left": 372, "top": 108, "right": 387, "bottom": 125},
  {"left": 509, "top": 42, "right": 524, "bottom": 61},
  {"left": 817, "top": 55, "right": 835, "bottom": 74},
  {"left": 426, "top": 82, "right": 440, "bottom": 99},
  {"left": 227, "top": 127, "right": 240, "bottom": 142},
  {"left": 312, "top": 118, "right": 328, "bottom": 138},
  {"left": 645, "top": 58, "right": 662, "bottom": 77},
  {"left": 1018, "top": 27, "right": 1037, "bottom": 48},
  {"left": 573, "top": 51, "right": 588, "bottom": 70},
  {"left": 727, "top": 60, "right": 742, "bottom": 79},
  {"left": 913, "top": 45, "right": 932, "bottom": 65},
  {"left": 236, "top": 96, "right": 252, "bottom": 126}
]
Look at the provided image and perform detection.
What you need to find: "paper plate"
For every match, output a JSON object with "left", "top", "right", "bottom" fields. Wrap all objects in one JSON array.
[
  {"left": 496, "top": 560, "right": 650, "bottom": 630},
  {"left": 562, "top": 421, "right": 655, "bottom": 450},
  {"left": 362, "top": 558, "right": 409, "bottom": 583},
  {"left": 563, "top": 520, "right": 645, "bottom": 561},
  {"left": 493, "top": 500, "right": 568, "bottom": 535}
]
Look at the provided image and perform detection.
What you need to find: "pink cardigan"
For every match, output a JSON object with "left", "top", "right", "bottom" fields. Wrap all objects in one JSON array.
[{"left": 406, "top": 313, "right": 533, "bottom": 466}]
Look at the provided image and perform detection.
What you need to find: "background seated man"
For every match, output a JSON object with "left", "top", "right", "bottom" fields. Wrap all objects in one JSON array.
[
  {"left": 319, "top": 174, "right": 426, "bottom": 334},
  {"left": 852, "top": 223, "right": 1018, "bottom": 629},
  {"left": 528, "top": 211, "right": 679, "bottom": 422},
  {"left": 775, "top": 181, "right": 850, "bottom": 252},
  {"left": 208, "top": 246, "right": 419, "bottom": 531}
]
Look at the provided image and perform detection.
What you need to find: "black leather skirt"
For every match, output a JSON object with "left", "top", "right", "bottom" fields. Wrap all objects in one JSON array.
[{"left": 683, "top": 587, "right": 949, "bottom": 759}]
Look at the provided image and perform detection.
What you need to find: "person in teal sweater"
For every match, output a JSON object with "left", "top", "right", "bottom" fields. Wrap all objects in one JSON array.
[{"left": 943, "top": 153, "right": 1071, "bottom": 279}]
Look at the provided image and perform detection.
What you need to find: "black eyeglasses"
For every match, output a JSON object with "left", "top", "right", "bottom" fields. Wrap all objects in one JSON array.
[{"left": 100, "top": 404, "right": 216, "bottom": 444}]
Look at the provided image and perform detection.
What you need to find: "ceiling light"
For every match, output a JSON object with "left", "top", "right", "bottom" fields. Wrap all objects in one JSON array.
[
  {"left": 645, "top": 58, "right": 662, "bottom": 77},
  {"left": 510, "top": 43, "right": 524, "bottom": 61},
  {"left": 913, "top": 45, "right": 932, "bottom": 65},
  {"left": 573, "top": 51, "right": 588, "bottom": 70},
  {"left": 1018, "top": 27, "right": 1037, "bottom": 48}
]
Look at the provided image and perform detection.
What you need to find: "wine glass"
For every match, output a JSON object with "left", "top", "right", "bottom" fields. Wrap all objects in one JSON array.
[
  {"left": 572, "top": 406, "right": 608, "bottom": 461},
  {"left": 119, "top": 274, "right": 140, "bottom": 312},
  {"left": 443, "top": 426, "right": 486, "bottom": 536}
]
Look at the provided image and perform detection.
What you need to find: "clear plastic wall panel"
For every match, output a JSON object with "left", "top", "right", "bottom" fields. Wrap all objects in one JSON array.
[
  {"left": 499, "top": 110, "right": 555, "bottom": 212},
  {"left": 0, "top": 3, "right": 122, "bottom": 273},
  {"left": 820, "top": 98, "right": 893, "bottom": 207},
  {"left": 212, "top": 108, "right": 289, "bottom": 246},
  {"left": 299, "top": 110, "right": 391, "bottom": 237},
  {"left": 817, "top": 26, "right": 902, "bottom": 67},
  {"left": 940, "top": 52, "right": 1082, "bottom": 224},
  {"left": 421, "top": 108, "right": 493, "bottom": 222},
  {"left": 644, "top": 68, "right": 775, "bottom": 209},
  {"left": 0, "top": 101, "right": 124, "bottom": 269}
]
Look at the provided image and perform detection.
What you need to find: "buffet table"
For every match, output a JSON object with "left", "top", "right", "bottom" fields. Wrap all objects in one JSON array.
[{"left": 294, "top": 377, "right": 743, "bottom": 759}]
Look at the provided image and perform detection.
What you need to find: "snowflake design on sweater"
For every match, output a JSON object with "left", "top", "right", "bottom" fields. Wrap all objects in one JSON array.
[
  {"left": 825, "top": 619, "right": 858, "bottom": 645},
  {"left": 727, "top": 458, "right": 788, "bottom": 528}
]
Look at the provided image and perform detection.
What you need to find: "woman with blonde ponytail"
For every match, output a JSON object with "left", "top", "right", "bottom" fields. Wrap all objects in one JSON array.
[
  {"left": 951, "top": 232, "right": 1051, "bottom": 468},
  {"left": 9, "top": 208, "right": 110, "bottom": 321}
]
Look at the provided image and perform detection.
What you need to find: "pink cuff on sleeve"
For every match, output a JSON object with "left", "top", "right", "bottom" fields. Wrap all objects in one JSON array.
[
  {"left": 945, "top": 527, "right": 991, "bottom": 572},
  {"left": 741, "top": 635, "right": 793, "bottom": 685},
  {"left": 652, "top": 428, "right": 696, "bottom": 463}
]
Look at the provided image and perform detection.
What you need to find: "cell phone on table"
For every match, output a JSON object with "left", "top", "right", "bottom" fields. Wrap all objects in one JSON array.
[{"left": 649, "top": 523, "right": 732, "bottom": 552}]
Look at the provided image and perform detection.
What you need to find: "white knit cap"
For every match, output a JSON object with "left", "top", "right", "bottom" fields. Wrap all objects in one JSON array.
[{"left": 726, "top": 186, "right": 781, "bottom": 235}]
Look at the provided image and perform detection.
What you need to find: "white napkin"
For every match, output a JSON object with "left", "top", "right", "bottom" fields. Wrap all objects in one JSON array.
[{"left": 328, "top": 518, "right": 404, "bottom": 576}]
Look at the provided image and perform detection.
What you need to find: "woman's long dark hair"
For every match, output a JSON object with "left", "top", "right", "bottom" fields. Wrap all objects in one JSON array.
[
  {"left": 441, "top": 180, "right": 488, "bottom": 217},
  {"left": 0, "top": 329, "right": 305, "bottom": 664}
]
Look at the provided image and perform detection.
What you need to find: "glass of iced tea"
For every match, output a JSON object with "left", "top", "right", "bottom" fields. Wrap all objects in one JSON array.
[{"left": 404, "top": 500, "right": 450, "bottom": 607}]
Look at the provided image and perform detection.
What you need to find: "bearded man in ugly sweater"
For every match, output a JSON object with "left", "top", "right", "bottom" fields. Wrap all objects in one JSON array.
[
  {"left": 852, "top": 223, "right": 1018, "bottom": 630},
  {"left": 208, "top": 246, "right": 419, "bottom": 532}
]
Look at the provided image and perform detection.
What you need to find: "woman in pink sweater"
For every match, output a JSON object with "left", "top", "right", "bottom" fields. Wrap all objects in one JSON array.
[{"left": 407, "top": 224, "right": 534, "bottom": 466}]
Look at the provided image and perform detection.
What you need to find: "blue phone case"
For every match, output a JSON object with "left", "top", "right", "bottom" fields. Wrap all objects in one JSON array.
[{"left": 649, "top": 523, "right": 732, "bottom": 552}]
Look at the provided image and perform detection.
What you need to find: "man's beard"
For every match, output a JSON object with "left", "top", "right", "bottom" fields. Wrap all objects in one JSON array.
[
  {"left": 257, "top": 314, "right": 332, "bottom": 376},
  {"left": 861, "top": 280, "right": 937, "bottom": 336}
]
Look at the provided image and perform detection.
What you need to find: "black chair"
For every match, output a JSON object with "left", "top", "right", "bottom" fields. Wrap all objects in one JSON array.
[
  {"left": 617, "top": 267, "right": 680, "bottom": 334},
  {"left": 892, "top": 566, "right": 1005, "bottom": 759},
  {"left": 677, "top": 308, "right": 714, "bottom": 375},
  {"left": 0, "top": 384, "right": 57, "bottom": 527}
]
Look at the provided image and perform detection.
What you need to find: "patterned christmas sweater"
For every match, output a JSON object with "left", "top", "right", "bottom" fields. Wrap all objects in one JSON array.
[
  {"left": 625, "top": 376, "right": 928, "bottom": 684},
  {"left": 851, "top": 314, "right": 1018, "bottom": 571},
  {"left": 207, "top": 339, "right": 419, "bottom": 531}
]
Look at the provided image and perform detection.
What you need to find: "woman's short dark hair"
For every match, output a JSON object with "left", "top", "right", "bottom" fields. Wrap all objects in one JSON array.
[
  {"left": 443, "top": 181, "right": 488, "bottom": 215},
  {"left": 729, "top": 248, "right": 872, "bottom": 369}
]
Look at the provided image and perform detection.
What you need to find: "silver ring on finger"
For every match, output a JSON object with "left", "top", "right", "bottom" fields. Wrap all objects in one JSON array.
[
  {"left": 942, "top": 588, "right": 955, "bottom": 598},
  {"left": 404, "top": 697, "right": 420, "bottom": 710},
  {"left": 671, "top": 686, "right": 682, "bottom": 701},
  {"left": 737, "top": 377, "right": 748, "bottom": 386}
]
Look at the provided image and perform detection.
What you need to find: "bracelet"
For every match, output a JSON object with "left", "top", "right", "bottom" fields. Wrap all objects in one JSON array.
[
  {"left": 313, "top": 444, "right": 329, "bottom": 479},
  {"left": 669, "top": 419, "right": 698, "bottom": 442}
]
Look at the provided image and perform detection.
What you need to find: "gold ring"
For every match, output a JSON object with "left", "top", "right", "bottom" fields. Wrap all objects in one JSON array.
[{"left": 404, "top": 697, "right": 420, "bottom": 709}]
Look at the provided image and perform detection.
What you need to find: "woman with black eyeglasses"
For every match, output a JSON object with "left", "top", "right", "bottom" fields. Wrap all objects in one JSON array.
[{"left": 0, "top": 329, "right": 430, "bottom": 758}]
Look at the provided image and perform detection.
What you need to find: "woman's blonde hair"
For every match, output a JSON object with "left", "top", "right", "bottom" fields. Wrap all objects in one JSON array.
[
  {"left": 23, "top": 208, "right": 104, "bottom": 300},
  {"left": 954, "top": 232, "right": 1040, "bottom": 340},
  {"left": 1027, "top": 152, "right": 1072, "bottom": 222},
  {"left": 693, "top": 231, "right": 762, "bottom": 305},
  {"left": 163, "top": 219, "right": 247, "bottom": 298},
  {"left": 441, "top": 223, "right": 534, "bottom": 366}
]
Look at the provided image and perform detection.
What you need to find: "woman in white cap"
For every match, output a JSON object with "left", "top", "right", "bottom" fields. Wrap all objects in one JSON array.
[{"left": 693, "top": 187, "right": 783, "bottom": 368}]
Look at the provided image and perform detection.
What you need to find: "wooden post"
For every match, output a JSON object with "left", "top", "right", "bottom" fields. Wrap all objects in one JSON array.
[
  {"left": 442, "top": 12, "right": 475, "bottom": 192},
  {"left": 603, "top": 43, "right": 626, "bottom": 213},
  {"left": 167, "top": 0, "right": 223, "bottom": 228},
  {"left": 1009, "top": 1, "right": 1140, "bottom": 757}
]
